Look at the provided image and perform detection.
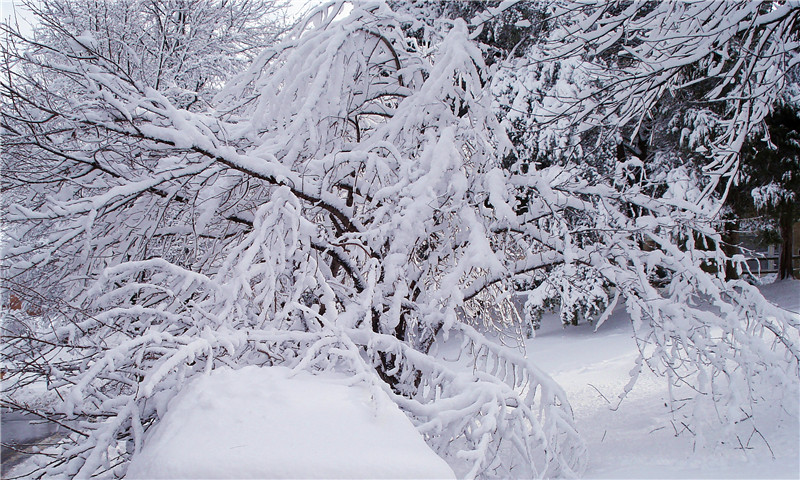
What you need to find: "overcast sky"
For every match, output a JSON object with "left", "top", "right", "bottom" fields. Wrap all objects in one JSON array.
[
  {"left": 1, "top": 0, "right": 36, "bottom": 36},
  {"left": 1, "top": 0, "right": 322, "bottom": 29},
  {"left": 0, "top": 0, "right": 321, "bottom": 39}
]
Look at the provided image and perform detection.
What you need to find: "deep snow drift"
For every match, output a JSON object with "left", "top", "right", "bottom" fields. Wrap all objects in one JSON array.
[{"left": 125, "top": 365, "right": 455, "bottom": 479}]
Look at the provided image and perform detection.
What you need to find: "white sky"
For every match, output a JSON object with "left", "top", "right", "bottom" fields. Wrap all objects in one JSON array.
[
  {"left": 0, "top": 0, "right": 327, "bottom": 36},
  {"left": 289, "top": 0, "right": 325, "bottom": 20},
  {"left": 1, "top": 0, "right": 36, "bottom": 36}
]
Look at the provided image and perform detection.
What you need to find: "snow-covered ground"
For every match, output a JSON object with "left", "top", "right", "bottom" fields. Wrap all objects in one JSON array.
[{"left": 522, "top": 279, "right": 800, "bottom": 478}]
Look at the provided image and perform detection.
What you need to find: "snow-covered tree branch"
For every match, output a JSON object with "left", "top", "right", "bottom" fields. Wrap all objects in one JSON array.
[{"left": 539, "top": 0, "right": 800, "bottom": 195}]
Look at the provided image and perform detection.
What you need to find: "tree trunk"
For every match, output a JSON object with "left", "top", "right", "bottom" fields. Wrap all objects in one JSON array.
[
  {"left": 778, "top": 205, "right": 795, "bottom": 281},
  {"left": 722, "top": 217, "right": 740, "bottom": 280}
]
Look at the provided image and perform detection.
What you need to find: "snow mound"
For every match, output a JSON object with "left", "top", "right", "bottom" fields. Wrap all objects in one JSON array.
[{"left": 126, "top": 366, "right": 455, "bottom": 479}]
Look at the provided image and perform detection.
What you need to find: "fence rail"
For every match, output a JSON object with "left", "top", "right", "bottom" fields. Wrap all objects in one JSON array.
[{"left": 742, "top": 254, "right": 800, "bottom": 276}]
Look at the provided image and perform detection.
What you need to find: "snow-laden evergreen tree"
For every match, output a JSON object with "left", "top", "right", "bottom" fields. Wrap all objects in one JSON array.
[
  {"left": 733, "top": 97, "right": 800, "bottom": 280},
  {"left": 539, "top": 0, "right": 799, "bottom": 194},
  {"left": 2, "top": 1, "right": 799, "bottom": 478},
  {"left": 492, "top": 0, "right": 800, "bottom": 325}
]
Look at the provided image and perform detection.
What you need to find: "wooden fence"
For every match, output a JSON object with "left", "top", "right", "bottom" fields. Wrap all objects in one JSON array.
[{"left": 743, "top": 254, "right": 800, "bottom": 276}]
